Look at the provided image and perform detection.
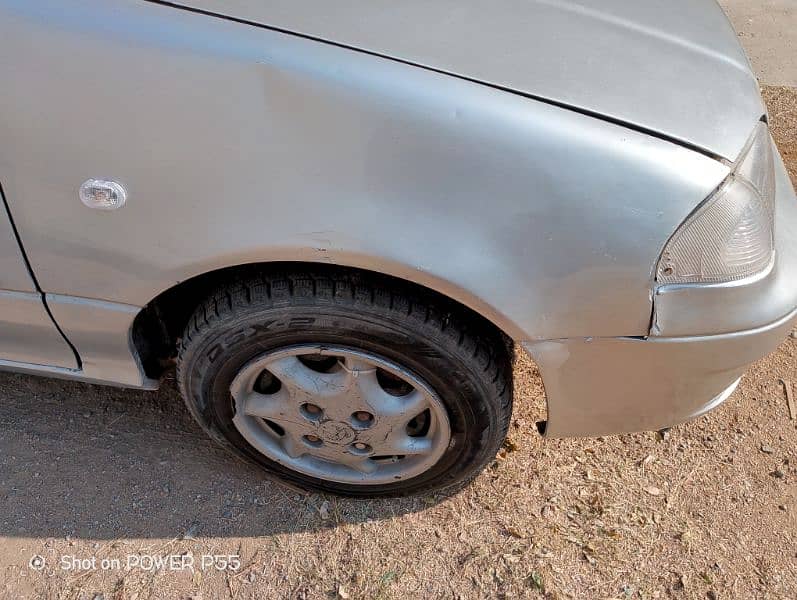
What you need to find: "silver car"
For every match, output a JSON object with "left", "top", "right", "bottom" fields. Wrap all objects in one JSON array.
[{"left": 1, "top": 0, "right": 795, "bottom": 496}]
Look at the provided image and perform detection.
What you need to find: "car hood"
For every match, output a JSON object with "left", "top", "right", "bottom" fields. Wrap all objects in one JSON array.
[{"left": 168, "top": 0, "right": 765, "bottom": 161}]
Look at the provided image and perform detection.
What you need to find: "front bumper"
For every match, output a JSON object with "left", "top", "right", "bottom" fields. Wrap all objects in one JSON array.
[
  {"left": 526, "top": 137, "right": 797, "bottom": 438},
  {"left": 525, "top": 306, "right": 795, "bottom": 437}
]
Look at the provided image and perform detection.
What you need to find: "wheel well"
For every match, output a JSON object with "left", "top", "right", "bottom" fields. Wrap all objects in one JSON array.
[{"left": 132, "top": 262, "right": 513, "bottom": 380}]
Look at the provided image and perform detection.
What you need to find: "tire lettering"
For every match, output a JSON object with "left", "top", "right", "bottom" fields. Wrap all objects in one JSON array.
[
  {"left": 207, "top": 343, "right": 223, "bottom": 363},
  {"left": 250, "top": 320, "right": 278, "bottom": 333},
  {"left": 288, "top": 317, "right": 316, "bottom": 328}
]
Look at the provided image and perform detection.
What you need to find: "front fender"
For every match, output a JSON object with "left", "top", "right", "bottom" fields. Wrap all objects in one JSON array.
[{"left": 0, "top": 0, "right": 727, "bottom": 345}]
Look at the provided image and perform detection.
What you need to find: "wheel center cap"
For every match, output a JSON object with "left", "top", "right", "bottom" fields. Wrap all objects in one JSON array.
[{"left": 317, "top": 421, "right": 356, "bottom": 445}]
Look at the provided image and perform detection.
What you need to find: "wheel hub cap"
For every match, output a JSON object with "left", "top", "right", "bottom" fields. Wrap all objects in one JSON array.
[
  {"left": 229, "top": 345, "right": 451, "bottom": 485},
  {"left": 317, "top": 421, "right": 357, "bottom": 445}
]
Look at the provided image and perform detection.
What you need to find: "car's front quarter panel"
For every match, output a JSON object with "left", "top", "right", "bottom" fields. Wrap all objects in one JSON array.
[
  {"left": 651, "top": 136, "right": 797, "bottom": 337},
  {"left": 527, "top": 138, "right": 797, "bottom": 437},
  {"left": 0, "top": 0, "right": 729, "bottom": 371}
]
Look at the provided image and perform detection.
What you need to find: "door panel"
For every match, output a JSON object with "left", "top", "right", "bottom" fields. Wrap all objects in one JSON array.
[
  {"left": 0, "top": 187, "right": 37, "bottom": 293},
  {"left": 0, "top": 189, "right": 78, "bottom": 368},
  {"left": 0, "top": 290, "right": 77, "bottom": 367}
]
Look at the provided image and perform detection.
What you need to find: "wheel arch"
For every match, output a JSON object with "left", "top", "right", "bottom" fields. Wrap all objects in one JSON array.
[{"left": 131, "top": 260, "right": 517, "bottom": 380}]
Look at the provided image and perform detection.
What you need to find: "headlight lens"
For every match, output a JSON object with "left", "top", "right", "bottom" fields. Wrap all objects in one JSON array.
[{"left": 657, "top": 122, "right": 775, "bottom": 285}]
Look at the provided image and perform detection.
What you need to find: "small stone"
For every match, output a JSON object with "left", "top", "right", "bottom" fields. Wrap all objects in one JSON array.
[
  {"left": 319, "top": 500, "right": 331, "bottom": 520},
  {"left": 183, "top": 523, "right": 200, "bottom": 540},
  {"left": 778, "top": 504, "right": 787, "bottom": 511},
  {"left": 707, "top": 591, "right": 718, "bottom": 600},
  {"left": 761, "top": 445, "right": 775, "bottom": 454},
  {"left": 643, "top": 486, "right": 662, "bottom": 496},
  {"left": 771, "top": 469, "right": 786, "bottom": 479},
  {"left": 677, "top": 530, "right": 694, "bottom": 544},
  {"left": 503, "top": 438, "right": 519, "bottom": 452},
  {"left": 248, "top": 571, "right": 257, "bottom": 583},
  {"left": 790, "top": 329, "right": 797, "bottom": 339},
  {"left": 505, "top": 525, "right": 526, "bottom": 539}
]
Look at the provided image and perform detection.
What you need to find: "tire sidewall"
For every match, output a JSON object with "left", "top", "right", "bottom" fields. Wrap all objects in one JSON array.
[{"left": 180, "top": 303, "right": 502, "bottom": 496}]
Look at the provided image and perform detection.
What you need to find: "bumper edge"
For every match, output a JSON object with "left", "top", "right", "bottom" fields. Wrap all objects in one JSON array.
[{"left": 523, "top": 306, "right": 797, "bottom": 438}]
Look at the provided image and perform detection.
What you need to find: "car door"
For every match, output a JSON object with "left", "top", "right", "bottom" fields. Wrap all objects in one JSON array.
[{"left": 0, "top": 186, "right": 77, "bottom": 369}]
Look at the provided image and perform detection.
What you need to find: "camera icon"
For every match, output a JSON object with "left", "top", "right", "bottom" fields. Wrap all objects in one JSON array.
[{"left": 29, "top": 555, "right": 45, "bottom": 571}]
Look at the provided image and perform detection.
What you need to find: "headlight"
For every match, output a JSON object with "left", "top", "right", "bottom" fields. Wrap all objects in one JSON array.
[{"left": 657, "top": 122, "right": 775, "bottom": 285}]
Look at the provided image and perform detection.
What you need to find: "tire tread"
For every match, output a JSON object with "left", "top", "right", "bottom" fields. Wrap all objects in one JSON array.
[{"left": 177, "top": 267, "right": 512, "bottom": 496}]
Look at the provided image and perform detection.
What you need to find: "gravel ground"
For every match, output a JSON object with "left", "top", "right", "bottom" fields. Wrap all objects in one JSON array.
[{"left": 2, "top": 88, "right": 797, "bottom": 600}]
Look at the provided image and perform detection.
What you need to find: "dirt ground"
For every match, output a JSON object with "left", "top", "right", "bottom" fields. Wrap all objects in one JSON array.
[
  {"left": 2, "top": 87, "right": 797, "bottom": 600},
  {"left": 719, "top": 1, "right": 797, "bottom": 87}
]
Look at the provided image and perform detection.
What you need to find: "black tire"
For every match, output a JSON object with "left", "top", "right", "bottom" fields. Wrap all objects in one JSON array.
[{"left": 177, "top": 267, "right": 512, "bottom": 497}]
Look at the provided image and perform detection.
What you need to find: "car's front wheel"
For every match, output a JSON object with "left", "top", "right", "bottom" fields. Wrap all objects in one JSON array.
[{"left": 177, "top": 268, "right": 512, "bottom": 497}]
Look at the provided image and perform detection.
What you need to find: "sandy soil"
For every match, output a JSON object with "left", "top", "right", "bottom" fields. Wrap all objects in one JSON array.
[{"left": 1, "top": 88, "right": 797, "bottom": 600}]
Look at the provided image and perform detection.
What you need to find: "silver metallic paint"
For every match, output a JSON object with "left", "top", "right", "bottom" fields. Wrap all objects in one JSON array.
[
  {"left": 0, "top": 187, "right": 76, "bottom": 366},
  {"left": 0, "top": 193, "right": 37, "bottom": 292},
  {"left": 0, "top": 291, "right": 77, "bottom": 368},
  {"left": 0, "top": 0, "right": 728, "bottom": 345},
  {"left": 651, "top": 140, "right": 797, "bottom": 337},
  {"left": 526, "top": 304, "right": 797, "bottom": 438},
  {"left": 0, "top": 0, "right": 792, "bottom": 439},
  {"left": 229, "top": 345, "right": 450, "bottom": 484},
  {"left": 168, "top": 0, "right": 764, "bottom": 160},
  {"left": 45, "top": 294, "right": 155, "bottom": 388},
  {"left": 0, "top": 358, "right": 157, "bottom": 389},
  {"left": 530, "top": 142, "right": 797, "bottom": 437}
]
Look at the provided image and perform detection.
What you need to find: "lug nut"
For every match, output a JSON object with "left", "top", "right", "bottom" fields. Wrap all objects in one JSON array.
[
  {"left": 354, "top": 411, "right": 373, "bottom": 422},
  {"left": 304, "top": 404, "right": 322, "bottom": 414},
  {"left": 305, "top": 435, "right": 321, "bottom": 443},
  {"left": 349, "top": 441, "right": 372, "bottom": 454}
]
